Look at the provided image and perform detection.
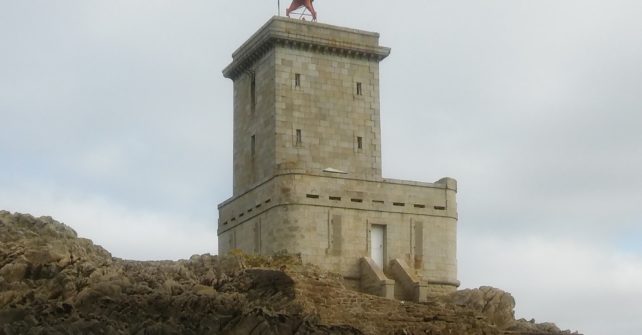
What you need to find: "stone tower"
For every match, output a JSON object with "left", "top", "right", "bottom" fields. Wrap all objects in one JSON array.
[{"left": 218, "top": 17, "right": 459, "bottom": 300}]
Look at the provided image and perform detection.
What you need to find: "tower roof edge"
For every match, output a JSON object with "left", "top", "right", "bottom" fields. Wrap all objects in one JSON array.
[{"left": 222, "top": 16, "right": 390, "bottom": 79}]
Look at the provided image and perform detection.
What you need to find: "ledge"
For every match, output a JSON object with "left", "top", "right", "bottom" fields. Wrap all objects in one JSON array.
[
  {"left": 218, "top": 171, "right": 455, "bottom": 209},
  {"left": 223, "top": 16, "right": 391, "bottom": 79},
  {"left": 216, "top": 171, "right": 458, "bottom": 234},
  {"left": 383, "top": 177, "right": 457, "bottom": 191}
]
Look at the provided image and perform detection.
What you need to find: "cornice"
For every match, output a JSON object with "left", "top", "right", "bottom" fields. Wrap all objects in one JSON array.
[{"left": 223, "top": 16, "right": 391, "bottom": 79}]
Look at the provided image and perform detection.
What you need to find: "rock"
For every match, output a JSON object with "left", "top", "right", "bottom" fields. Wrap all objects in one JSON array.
[
  {"left": 0, "top": 211, "right": 580, "bottom": 335},
  {"left": 446, "top": 286, "right": 516, "bottom": 328},
  {"left": 0, "top": 262, "right": 28, "bottom": 283},
  {"left": 508, "top": 318, "right": 564, "bottom": 334}
]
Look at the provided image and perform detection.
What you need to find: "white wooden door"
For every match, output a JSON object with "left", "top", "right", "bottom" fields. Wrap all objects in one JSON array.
[{"left": 371, "top": 225, "right": 385, "bottom": 269}]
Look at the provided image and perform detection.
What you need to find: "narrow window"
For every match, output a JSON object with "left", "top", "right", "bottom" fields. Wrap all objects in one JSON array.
[
  {"left": 296, "top": 129, "right": 302, "bottom": 145},
  {"left": 357, "top": 136, "right": 363, "bottom": 150},
  {"left": 356, "top": 82, "right": 362, "bottom": 95},
  {"left": 329, "top": 196, "right": 342, "bottom": 201},
  {"left": 372, "top": 200, "right": 384, "bottom": 204},
  {"left": 434, "top": 206, "right": 446, "bottom": 210},
  {"left": 393, "top": 202, "right": 405, "bottom": 207},
  {"left": 295, "top": 73, "right": 301, "bottom": 88},
  {"left": 351, "top": 198, "right": 363, "bottom": 203},
  {"left": 250, "top": 73, "right": 256, "bottom": 113},
  {"left": 251, "top": 135, "right": 256, "bottom": 156},
  {"left": 306, "top": 194, "right": 319, "bottom": 199},
  {"left": 414, "top": 204, "right": 426, "bottom": 209}
]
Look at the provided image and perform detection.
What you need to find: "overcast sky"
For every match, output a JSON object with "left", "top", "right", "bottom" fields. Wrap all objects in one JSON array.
[{"left": 1, "top": 1, "right": 641, "bottom": 334}]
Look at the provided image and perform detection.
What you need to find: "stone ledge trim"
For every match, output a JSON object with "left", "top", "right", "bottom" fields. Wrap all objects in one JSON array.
[
  {"left": 217, "top": 201, "right": 458, "bottom": 235},
  {"left": 223, "top": 16, "right": 391, "bottom": 79},
  {"left": 425, "top": 279, "right": 461, "bottom": 288},
  {"left": 219, "top": 171, "right": 455, "bottom": 209}
]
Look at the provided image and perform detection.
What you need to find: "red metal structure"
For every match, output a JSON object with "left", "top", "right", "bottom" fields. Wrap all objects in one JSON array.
[{"left": 286, "top": 0, "right": 317, "bottom": 21}]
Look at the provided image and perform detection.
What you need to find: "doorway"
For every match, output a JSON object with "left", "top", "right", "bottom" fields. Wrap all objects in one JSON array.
[{"left": 370, "top": 224, "right": 385, "bottom": 269}]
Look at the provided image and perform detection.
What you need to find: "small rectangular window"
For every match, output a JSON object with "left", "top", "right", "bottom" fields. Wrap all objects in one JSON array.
[
  {"left": 434, "top": 206, "right": 446, "bottom": 210},
  {"left": 296, "top": 129, "right": 302, "bottom": 145},
  {"left": 356, "top": 82, "right": 362, "bottom": 95},
  {"left": 306, "top": 194, "right": 320, "bottom": 199},
  {"left": 414, "top": 204, "right": 426, "bottom": 209},
  {"left": 250, "top": 73, "right": 256, "bottom": 113},
  {"left": 372, "top": 200, "right": 384, "bottom": 204},
  {"left": 295, "top": 73, "right": 301, "bottom": 87},
  {"left": 329, "top": 196, "right": 342, "bottom": 201},
  {"left": 357, "top": 136, "right": 363, "bottom": 150},
  {"left": 393, "top": 202, "right": 405, "bottom": 207},
  {"left": 251, "top": 135, "right": 256, "bottom": 156},
  {"left": 351, "top": 198, "right": 363, "bottom": 203}
]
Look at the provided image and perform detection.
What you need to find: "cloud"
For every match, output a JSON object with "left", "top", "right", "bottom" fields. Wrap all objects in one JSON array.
[
  {"left": 460, "top": 232, "right": 642, "bottom": 334},
  {"left": 0, "top": 182, "right": 217, "bottom": 260}
]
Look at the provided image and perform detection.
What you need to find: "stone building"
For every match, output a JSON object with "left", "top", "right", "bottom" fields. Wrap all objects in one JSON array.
[{"left": 218, "top": 17, "right": 459, "bottom": 300}]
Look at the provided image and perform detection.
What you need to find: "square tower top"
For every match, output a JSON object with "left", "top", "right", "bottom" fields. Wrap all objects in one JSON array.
[
  {"left": 224, "top": 17, "right": 391, "bottom": 196},
  {"left": 223, "top": 16, "right": 390, "bottom": 79}
]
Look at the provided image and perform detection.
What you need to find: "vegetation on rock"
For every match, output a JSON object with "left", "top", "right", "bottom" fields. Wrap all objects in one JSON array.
[{"left": 0, "top": 211, "right": 579, "bottom": 335}]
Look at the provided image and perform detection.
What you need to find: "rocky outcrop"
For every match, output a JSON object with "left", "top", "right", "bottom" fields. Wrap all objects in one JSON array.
[
  {"left": 443, "top": 286, "right": 571, "bottom": 334},
  {"left": 0, "top": 211, "right": 579, "bottom": 335},
  {"left": 446, "top": 286, "right": 516, "bottom": 328}
]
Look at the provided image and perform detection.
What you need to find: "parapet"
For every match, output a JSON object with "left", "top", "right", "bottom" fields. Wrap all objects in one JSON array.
[
  {"left": 223, "top": 16, "right": 391, "bottom": 79},
  {"left": 382, "top": 177, "right": 458, "bottom": 191},
  {"left": 217, "top": 172, "right": 458, "bottom": 234}
]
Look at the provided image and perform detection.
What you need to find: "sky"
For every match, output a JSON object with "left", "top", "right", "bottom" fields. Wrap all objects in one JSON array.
[{"left": 1, "top": 1, "right": 641, "bottom": 334}]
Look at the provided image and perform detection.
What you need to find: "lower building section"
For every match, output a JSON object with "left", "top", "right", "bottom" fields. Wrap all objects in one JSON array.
[{"left": 217, "top": 172, "right": 459, "bottom": 298}]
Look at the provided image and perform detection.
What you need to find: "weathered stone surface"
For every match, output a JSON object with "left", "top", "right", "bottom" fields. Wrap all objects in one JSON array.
[
  {"left": 0, "top": 211, "right": 579, "bottom": 335},
  {"left": 442, "top": 287, "right": 580, "bottom": 334},
  {"left": 447, "top": 286, "right": 516, "bottom": 328}
]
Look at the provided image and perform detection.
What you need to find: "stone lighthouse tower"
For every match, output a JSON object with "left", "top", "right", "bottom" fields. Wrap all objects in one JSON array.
[{"left": 218, "top": 17, "right": 459, "bottom": 300}]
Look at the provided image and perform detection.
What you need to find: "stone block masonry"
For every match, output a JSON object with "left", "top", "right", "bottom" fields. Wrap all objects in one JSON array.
[{"left": 219, "top": 16, "right": 460, "bottom": 299}]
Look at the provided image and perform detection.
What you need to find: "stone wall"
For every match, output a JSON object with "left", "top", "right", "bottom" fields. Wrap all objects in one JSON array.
[
  {"left": 218, "top": 173, "right": 459, "bottom": 290},
  {"left": 220, "top": 16, "right": 460, "bottom": 297},
  {"left": 224, "top": 17, "right": 391, "bottom": 194},
  {"left": 232, "top": 49, "right": 277, "bottom": 195},
  {"left": 273, "top": 46, "right": 382, "bottom": 179}
]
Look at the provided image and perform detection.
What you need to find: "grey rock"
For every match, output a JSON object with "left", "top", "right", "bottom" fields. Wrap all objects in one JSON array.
[{"left": 0, "top": 211, "right": 579, "bottom": 335}]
